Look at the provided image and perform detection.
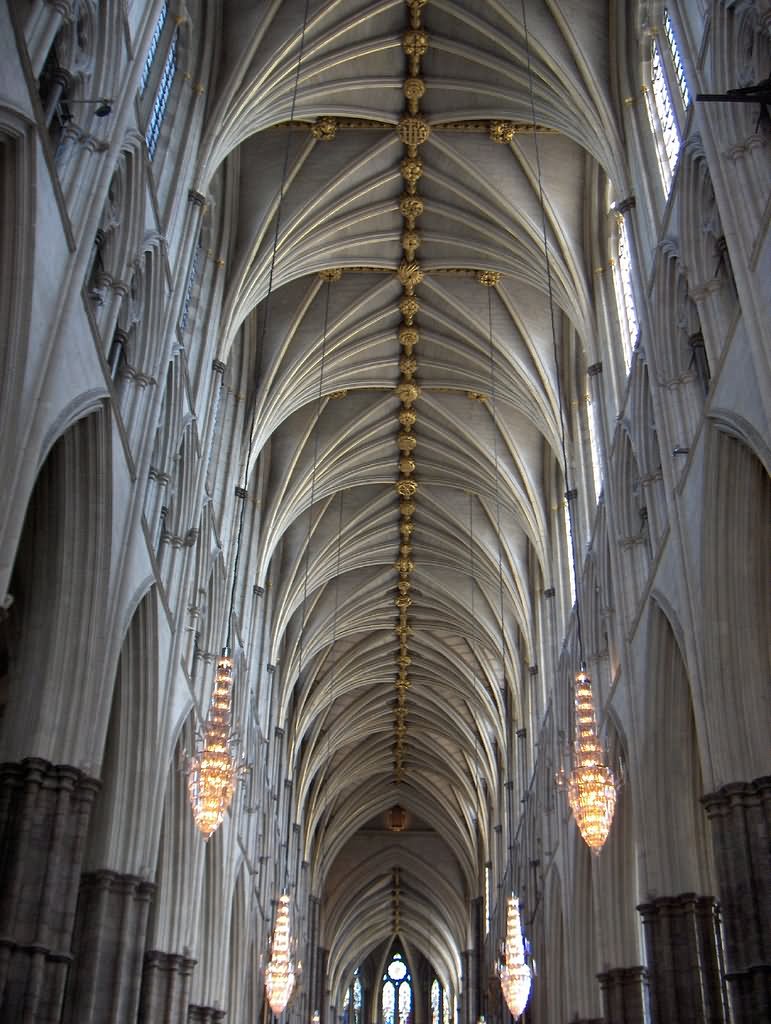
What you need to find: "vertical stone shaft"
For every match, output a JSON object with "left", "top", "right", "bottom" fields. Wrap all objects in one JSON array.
[
  {"left": 638, "top": 894, "right": 726, "bottom": 1023},
  {"left": 703, "top": 777, "right": 771, "bottom": 1024},
  {"left": 598, "top": 966, "right": 648, "bottom": 1024},
  {"left": 62, "top": 870, "right": 155, "bottom": 1024},
  {"left": 139, "top": 951, "right": 197, "bottom": 1024},
  {"left": 0, "top": 758, "right": 99, "bottom": 1024}
]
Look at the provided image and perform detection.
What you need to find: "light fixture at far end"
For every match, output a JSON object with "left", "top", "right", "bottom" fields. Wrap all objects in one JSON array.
[{"left": 498, "top": 894, "right": 532, "bottom": 1020}]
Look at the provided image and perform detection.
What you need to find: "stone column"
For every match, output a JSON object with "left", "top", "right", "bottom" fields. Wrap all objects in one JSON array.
[
  {"left": 188, "top": 1006, "right": 226, "bottom": 1024},
  {"left": 597, "top": 966, "right": 648, "bottom": 1024},
  {"left": 139, "top": 951, "right": 197, "bottom": 1024},
  {"left": 0, "top": 757, "right": 99, "bottom": 1024},
  {"left": 702, "top": 776, "right": 771, "bottom": 1024},
  {"left": 62, "top": 870, "right": 155, "bottom": 1023},
  {"left": 637, "top": 894, "right": 726, "bottom": 1023}
]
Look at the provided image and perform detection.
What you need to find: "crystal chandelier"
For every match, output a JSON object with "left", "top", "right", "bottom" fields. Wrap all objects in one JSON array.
[
  {"left": 265, "top": 891, "right": 296, "bottom": 1014},
  {"left": 187, "top": 652, "right": 242, "bottom": 839},
  {"left": 566, "top": 669, "right": 617, "bottom": 853},
  {"left": 498, "top": 894, "right": 531, "bottom": 1019}
]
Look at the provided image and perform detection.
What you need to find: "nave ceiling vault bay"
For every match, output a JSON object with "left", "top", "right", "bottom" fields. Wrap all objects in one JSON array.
[{"left": 202, "top": 0, "right": 618, "bottom": 986}]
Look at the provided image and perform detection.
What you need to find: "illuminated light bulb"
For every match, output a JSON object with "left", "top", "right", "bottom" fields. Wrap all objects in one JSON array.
[
  {"left": 567, "top": 670, "right": 617, "bottom": 853},
  {"left": 498, "top": 895, "right": 531, "bottom": 1019},
  {"left": 187, "top": 654, "right": 243, "bottom": 839},
  {"left": 265, "top": 892, "right": 296, "bottom": 1014}
]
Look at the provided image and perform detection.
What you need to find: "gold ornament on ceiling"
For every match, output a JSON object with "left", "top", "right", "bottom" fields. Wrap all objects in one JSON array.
[
  {"left": 395, "top": 557, "right": 415, "bottom": 575},
  {"left": 399, "top": 500, "right": 416, "bottom": 517},
  {"left": 399, "top": 194, "right": 424, "bottom": 227},
  {"left": 398, "top": 431, "right": 417, "bottom": 452},
  {"left": 398, "top": 261, "right": 424, "bottom": 294},
  {"left": 399, "top": 455, "right": 416, "bottom": 475},
  {"left": 399, "top": 326, "right": 420, "bottom": 354},
  {"left": 318, "top": 267, "right": 342, "bottom": 281},
  {"left": 311, "top": 117, "right": 337, "bottom": 141},
  {"left": 402, "top": 29, "right": 429, "bottom": 74},
  {"left": 399, "top": 355, "right": 417, "bottom": 378},
  {"left": 402, "top": 229, "right": 421, "bottom": 261},
  {"left": 404, "top": 77, "right": 426, "bottom": 113},
  {"left": 396, "top": 477, "right": 418, "bottom": 498},
  {"left": 395, "top": 380, "right": 421, "bottom": 406},
  {"left": 478, "top": 270, "right": 502, "bottom": 287},
  {"left": 399, "top": 294, "right": 419, "bottom": 324},
  {"left": 398, "top": 114, "right": 431, "bottom": 155},
  {"left": 489, "top": 120, "right": 516, "bottom": 144},
  {"left": 328, "top": 389, "right": 348, "bottom": 400},
  {"left": 400, "top": 155, "right": 423, "bottom": 193},
  {"left": 395, "top": 593, "right": 412, "bottom": 609},
  {"left": 399, "top": 406, "right": 417, "bottom": 429},
  {"left": 406, "top": 0, "right": 427, "bottom": 28},
  {"left": 400, "top": 519, "right": 414, "bottom": 538}
]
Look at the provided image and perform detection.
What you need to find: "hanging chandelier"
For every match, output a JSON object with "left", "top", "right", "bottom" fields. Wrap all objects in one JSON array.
[
  {"left": 498, "top": 894, "right": 531, "bottom": 1019},
  {"left": 565, "top": 669, "right": 617, "bottom": 852},
  {"left": 187, "top": 652, "right": 243, "bottom": 839},
  {"left": 265, "top": 891, "right": 297, "bottom": 1015}
]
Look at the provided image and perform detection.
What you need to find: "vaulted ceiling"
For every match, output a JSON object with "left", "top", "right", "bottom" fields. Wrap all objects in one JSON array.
[{"left": 200, "top": 0, "right": 626, "bottom": 996}]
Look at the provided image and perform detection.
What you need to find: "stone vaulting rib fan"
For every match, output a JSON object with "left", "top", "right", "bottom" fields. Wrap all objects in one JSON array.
[{"left": 518, "top": 0, "right": 617, "bottom": 855}]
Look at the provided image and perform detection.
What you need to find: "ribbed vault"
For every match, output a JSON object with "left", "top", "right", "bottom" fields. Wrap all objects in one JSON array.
[{"left": 201, "top": 0, "right": 621, "bottom": 1000}]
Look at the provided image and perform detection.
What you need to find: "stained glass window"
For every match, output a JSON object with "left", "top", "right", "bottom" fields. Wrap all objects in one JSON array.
[
  {"left": 611, "top": 214, "right": 639, "bottom": 371},
  {"left": 145, "top": 27, "right": 178, "bottom": 160},
  {"left": 382, "top": 953, "right": 412, "bottom": 1024},
  {"left": 382, "top": 981, "right": 395, "bottom": 1024},
  {"left": 353, "top": 974, "right": 363, "bottom": 1024},
  {"left": 139, "top": 0, "right": 169, "bottom": 97},
  {"left": 663, "top": 10, "right": 690, "bottom": 108},
  {"left": 431, "top": 980, "right": 440, "bottom": 1024},
  {"left": 343, "top": 970, "right": 362, "bottom": 1024},
  {"left": 587, "top": 386, "right": 603, "bottom": 500},
  {"left": 650, "top": 38, "right": 680, "bottom": 180}
]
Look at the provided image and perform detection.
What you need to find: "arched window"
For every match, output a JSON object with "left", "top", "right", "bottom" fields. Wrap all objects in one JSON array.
[
  {"left": 343, "top": 968, "right": 363, "bottom": 1024},
  {"left": 586, "top": 381, "right": 603, "bottom": 501},
  {"left": 139, "top": 1, "right": 169, "bottom": 96},
  {"left": 611, "top": 212, "right": 639, "bottom": 371},
  {"left": 645, "top": 10, "right": 690, "bottom": 193},
  {"left": 139, "top": 1, "right": 180, "bottom": 160},
  {"left": 382, "top": 952, "right": 412, "bottom": 1024},
  {"left": 663, "top": 10, "right": 690, "bottom": 109},
  {"left": 430, "top": 979, "right": 440, "bottom": 1024}
]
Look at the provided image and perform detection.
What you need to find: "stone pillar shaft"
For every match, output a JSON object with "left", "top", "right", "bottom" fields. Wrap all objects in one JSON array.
[
  {"left": 188, "top": 1004, "right": 226, "bottom": 1023},
  {"left": 703, "top": 776, "right": 771, "bottom": 1024},
  {"left": 0, "top": 758, "right": 99, "bottom": 1024},
  {"left": 139, "top": 951, "right": 197, "bottom": 1024},
  {"left": 637, "top": 894, "right": 726, "bottom": 1023},
  {"left": 598, "top": 966, "right": 648, "bottom": 1024},
  {"left": 62, "top": 869, "right": 155, "bottom": 1024}
]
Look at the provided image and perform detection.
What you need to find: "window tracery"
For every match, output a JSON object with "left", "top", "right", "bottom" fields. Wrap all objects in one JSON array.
[
  {"left": 645, "top": 10, "right": 690, "bottom": 193},
  {"left": 145, "top": 27, "right": 178, "bottom": 160},
  {"left": 382, "top": 953, "right": 412, "bottom": 1024},
  {"left": 611, "top": 212, "right": 639, "bottom": 371}
]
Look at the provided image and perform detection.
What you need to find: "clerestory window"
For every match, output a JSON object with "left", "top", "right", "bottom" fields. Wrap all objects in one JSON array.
[{"left": 645, "top": 9, "right": 690, "bottom": 193}]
